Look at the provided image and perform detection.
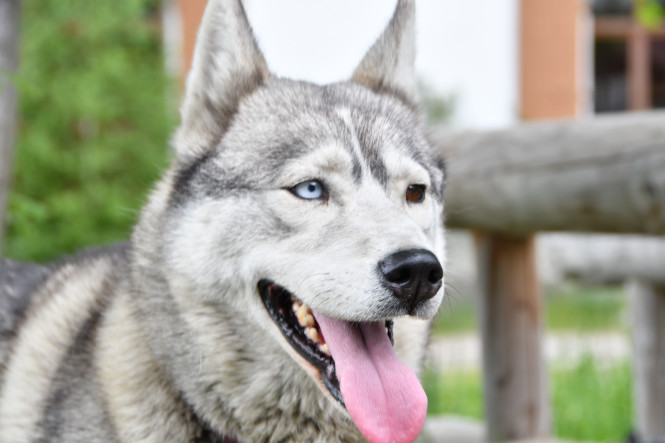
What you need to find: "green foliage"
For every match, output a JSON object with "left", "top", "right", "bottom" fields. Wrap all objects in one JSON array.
[
  {"left": 4, "top": 0, "right": 174, "bottom": 262},
  {"left": 424, "top": 358, "right": 633, "bottom": 442},
  {"left": 636, "top": 0, "right": 665, "bottom": 30},
  {"left": 419, "top": 81, "right": 454, "bottom": 125}
]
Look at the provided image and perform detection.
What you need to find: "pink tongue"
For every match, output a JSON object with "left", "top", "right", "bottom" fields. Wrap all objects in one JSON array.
[{"left": 313, "top": 314, "right": 427, "bottom": 443}]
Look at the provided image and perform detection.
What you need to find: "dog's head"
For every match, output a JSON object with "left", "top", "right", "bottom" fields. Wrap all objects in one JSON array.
[{"left": 134, "top": 1, "right": 445, "bottom": 442}]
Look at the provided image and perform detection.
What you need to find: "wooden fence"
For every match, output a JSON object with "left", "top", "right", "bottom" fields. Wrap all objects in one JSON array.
[{"left": 432, "top": 110, "right": 665, "bottom": 441}]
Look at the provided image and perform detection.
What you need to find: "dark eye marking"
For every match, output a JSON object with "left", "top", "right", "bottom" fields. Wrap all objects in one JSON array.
[{"left": 405, "top": 184, "right": 426, "bottom": 204}]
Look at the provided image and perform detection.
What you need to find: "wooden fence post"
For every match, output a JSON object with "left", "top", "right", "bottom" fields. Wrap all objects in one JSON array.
[
  {"left": 0, "top": 0, "right": 20, "bottom": 248},
  {"left": 475, "top": 233, "right": 551, "bottom": 441},
  {"left": 627, "top": 279, "right": 665, "bottom": 440}
]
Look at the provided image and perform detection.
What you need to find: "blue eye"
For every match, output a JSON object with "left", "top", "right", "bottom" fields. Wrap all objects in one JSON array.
[{"left": 292, "top": 180, "right": 326, "bottom": 200}]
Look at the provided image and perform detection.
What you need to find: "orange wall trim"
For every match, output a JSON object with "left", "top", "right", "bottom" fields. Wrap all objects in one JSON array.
[
  {"left": 520, "top": 0, "right": 587, "bottom": 120},
  {"left": 180, "top": 0, "right": 207, "bottom": 80}
]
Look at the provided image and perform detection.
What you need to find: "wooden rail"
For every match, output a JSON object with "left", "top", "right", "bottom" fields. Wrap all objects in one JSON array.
[
  {"left": 432, "top": 111, "right": 665, "bottom": 442},
  {"left": 433, "top": 111, "right": 665, "bottom": 235}
]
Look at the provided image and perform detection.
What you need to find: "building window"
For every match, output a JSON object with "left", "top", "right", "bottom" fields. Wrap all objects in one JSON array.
[
  {"left": 595, "top": 40, "right": 628, "bottom": 111},
  {"left": 593, "top": 0, "right": 665, "bottom": 112},
  {"left": 591, "top": 0, "right": 632, "bottom": 17},
  {"left": 651, "top": 38, "right": 665, "bottom": 106}
]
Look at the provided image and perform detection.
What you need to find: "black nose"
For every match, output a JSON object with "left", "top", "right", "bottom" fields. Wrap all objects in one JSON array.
[{"left": 379, "top": 249, "right": 443, "bottom": 308}]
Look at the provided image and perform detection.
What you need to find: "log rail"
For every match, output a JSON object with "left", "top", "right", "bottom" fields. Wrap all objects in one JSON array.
[{"left": 434, "top": 111, "right": 665, "bottom": 236}]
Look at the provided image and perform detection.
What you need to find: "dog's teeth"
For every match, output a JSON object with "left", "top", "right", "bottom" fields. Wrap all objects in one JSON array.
[
  {"left": 306, "top": 327, "right": 320, "bottom": 343},
  {"left": 320, "top": 343, "right": 330, "bottom": 356},
  {"left": 296, "top": 304, "right": 315, "bottom": 326},
  {"left": 292, "top": 300, "right": 302, "bottom": 312},
  {"left": 296, "top": 305, "right": 308, "bottom": 325},
  {"left": 303, "top": 314, "right": 315, "bottom": 327}
]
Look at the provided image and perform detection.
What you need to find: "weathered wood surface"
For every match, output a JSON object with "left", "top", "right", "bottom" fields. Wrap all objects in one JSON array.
[
  {"left": 475, "top": 233, "right": 551, "bottom": 441},
  {"left": 628, "top": 280, "right": 665, "bottom": 441},
  {"left": 0, "top": 0, "right": 20, "bottom": 247},
  {"left": 540, "top": 233, "right": 665, "bottom": 285},
  {"left": 433, "top": 111, "right": 665, "bottom": 235}
]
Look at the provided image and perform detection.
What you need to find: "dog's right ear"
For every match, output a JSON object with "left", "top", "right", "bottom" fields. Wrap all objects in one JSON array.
[
  {"left": 351, "top": 0, "right": 418, "bottom": 107},
  {"left": 174, "top": 0, "right": 270, "bottom": 158}
]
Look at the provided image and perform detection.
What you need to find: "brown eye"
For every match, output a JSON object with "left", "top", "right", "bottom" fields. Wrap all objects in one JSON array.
[{"left": 405, "top": 184, "right": 426, "bottom": 203}]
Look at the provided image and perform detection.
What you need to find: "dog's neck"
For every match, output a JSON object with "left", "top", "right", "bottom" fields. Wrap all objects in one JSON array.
[
  {"left": 189, "top": 402, "right": 239, "bottom": 443},
  {"left": 95, "top": 288, "right": 242, "bottom": 441},
  {"left": 96, "top": 277, "right": 363, "bottom": 442}
]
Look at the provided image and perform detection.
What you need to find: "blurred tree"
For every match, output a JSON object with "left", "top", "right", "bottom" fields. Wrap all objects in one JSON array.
[
  {"left": 636, "top": 0, "right": 665, "bottom": 30},
  {"left": 0, "top": 0, "right": 20, "bottom": 251},
  {"left": 4, "top": 0, "right": 175, "bottom": 262},
  {"left": 419, "top": 81, "right": 454, "bottom": 126}
]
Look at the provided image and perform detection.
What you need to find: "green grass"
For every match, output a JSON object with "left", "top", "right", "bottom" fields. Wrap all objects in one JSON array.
[
  {"left": 423, "top": 368, "right": 484, "bottom": 419},
  {"left": 423, "top": 358, "right": 633, "bottom": 442},
  {"left": 434, "top": 294, "right": 478, "bottom": 334},
  {"left": 433, "top": 284, "right": 626, "bottom": 335},
  {"left": 551, "top": 358, "right": 632, "bottom": 442},
  {"left": 546, "top": 285, "right": 626, "bottom": 332}
]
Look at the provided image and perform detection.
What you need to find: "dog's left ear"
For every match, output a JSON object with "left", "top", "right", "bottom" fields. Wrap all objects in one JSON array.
[
  {"left": 175, "top": 0, "right": 270, "bottom": 157},
  {"left": 351, "top": 0, "right": 418, "bottom": 106}
]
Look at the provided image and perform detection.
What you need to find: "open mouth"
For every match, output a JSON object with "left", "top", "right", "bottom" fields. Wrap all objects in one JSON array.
[
  {"left": 258, "top": 280, "right": 393, "bottom": 405},
  {"left": 258, "top": 279, "right": 427, "bottom": 443}
]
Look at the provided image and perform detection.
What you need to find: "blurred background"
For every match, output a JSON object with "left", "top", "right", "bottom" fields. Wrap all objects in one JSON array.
[{"left": 1, "top": 0, "right": 665, "bottom": 442}]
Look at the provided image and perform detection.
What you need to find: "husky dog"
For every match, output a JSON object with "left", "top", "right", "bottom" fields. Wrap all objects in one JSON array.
[{"left": 0, "top": 0, "right": 446, "bottom": 441}]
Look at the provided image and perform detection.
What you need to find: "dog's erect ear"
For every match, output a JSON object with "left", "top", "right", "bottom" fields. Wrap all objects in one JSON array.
[
  {"left": 175, "top": 0, "right": 270, "bottom": 157},
  {"left": 351, "top": 0, "right": 418, "bottom": 106}
]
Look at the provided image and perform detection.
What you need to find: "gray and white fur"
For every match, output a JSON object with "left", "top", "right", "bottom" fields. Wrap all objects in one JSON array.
[{"left": 0, "top": 0, "right": 446, "bottom": 441}]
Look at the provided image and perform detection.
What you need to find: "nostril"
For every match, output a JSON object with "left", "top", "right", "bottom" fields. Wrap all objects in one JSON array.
[
  {"left": 428, "top": 267, "right": 443, "bottom": 284},
  {"left": 386, "top": 268, "right": 411, "bottom": 285}
]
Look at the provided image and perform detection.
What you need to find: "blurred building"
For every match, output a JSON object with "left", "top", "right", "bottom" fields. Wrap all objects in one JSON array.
[
  {"left": 592, "top": 0, "right": 665, "bottom": 112},
  {"left": 165, "top": 0, "right": 665, "bottom": 127}
]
